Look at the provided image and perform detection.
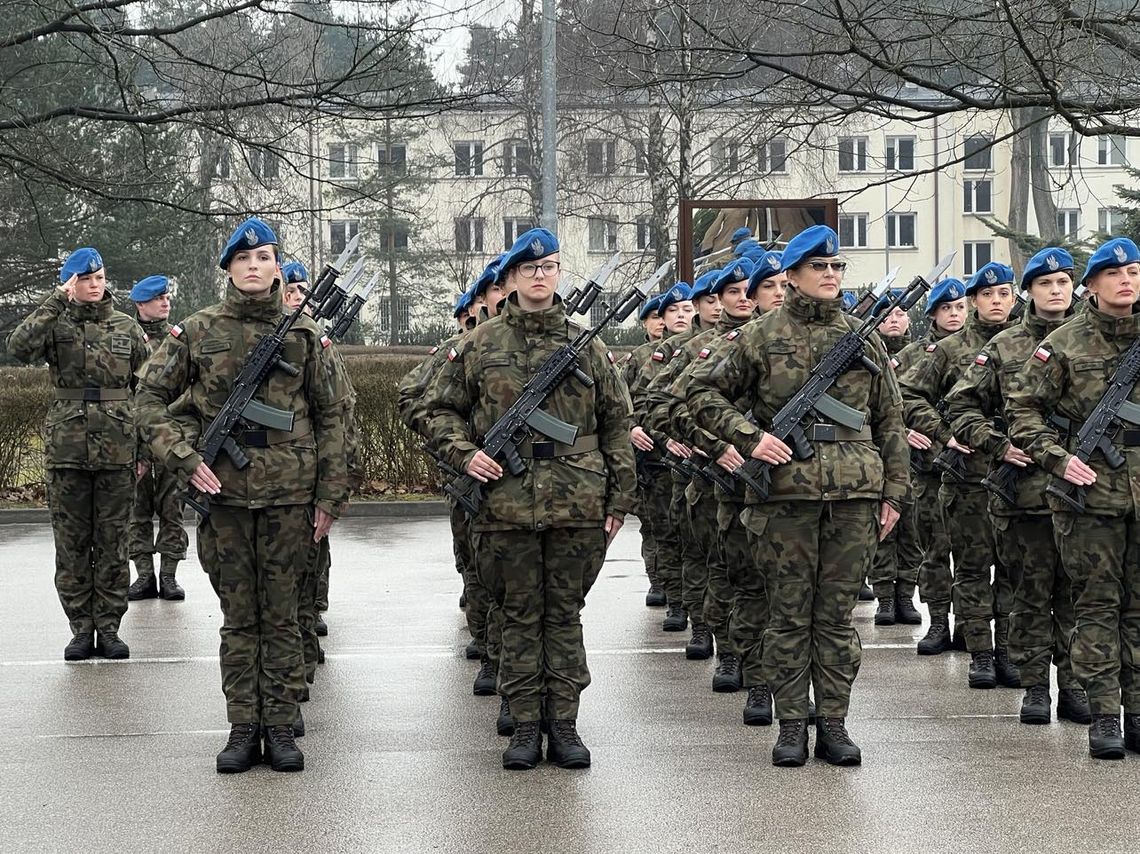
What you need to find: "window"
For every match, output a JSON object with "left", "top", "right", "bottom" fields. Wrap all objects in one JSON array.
[
  {"left": 503, "top": 140, "right": 533, "bottom": 176},
  {"left": 378, "top": 225, "right": 409, "bottom": 251},
  {"left": 586, "top": 139, "right": 617, "bottom": 175},
  {"left": 454, "top": 141, "right": 484, "bottom": 176},
  {"left": 213, "top": 147, "right": 231, "bottom": 180},
  {"left": 378, "top": 142, "right": 407, "bottom": 173},
  {"left": 886, "top": 136, "right": 915, "bottom": 172},
  {"left": 963, "top": 135, "right": 992, "bottom": 171},
  {"left": 963, "top": 241, "right": 992, "bottom": 276},
  {"left": 1098, "top": 136, "right": 1127, "bottom": 166},
  {"left": 328, "top": 143, "right": 358, "bottom": 179},
  {"left": 886, "top": 212, "right": 917, "bottom": 248},
  {"left": 758, "top": 138, "right": 788, "bottom": 174},
  {"left": 632, "top": 140, "right": 648, "bottom": 174},
  {"left": 248, "top": 149, "right": 278, "bottom": 180},
  {"left": 712, "top": 138, "right": 741, "bottom": 173},
  {"left": 1056, "top": 208, "right": 1080, "bottom": 237},
  {"left": 378, "top": 294, "right": 412, "bottom": 335},
  {"left": 329, "top": 219, "right": 359, "bottom": 254},
  {"left": 1098, "top": 207, "right": 1127, "bottom": 234},
  {"left": 963, "top": 179, "right": 993, "bottom": 214},
  {"left": 838, "top": 213, "right": 868, "bottom": 249},
  {"left": 503, "top": 217, "right": 536, "bottom": 249},
  {"left": 588, "top": 217, "right": 618, "bottom": 252},
  {"left": 636, "top": 216, "right": 655, "bottom": 250},
  {"left": 454, "top": 217, "right": 485, "bottom": 253},
  {"left": 838, "top": 137, "right": 868, "bottom": 173},
  {"left": 1050, "top": 133, "right": 1073, "bottom": 167}
]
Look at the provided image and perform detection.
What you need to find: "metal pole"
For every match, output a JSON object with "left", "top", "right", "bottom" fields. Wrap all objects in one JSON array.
[{"left": 540, "top": 0, "right": 557, "bottom": 232}]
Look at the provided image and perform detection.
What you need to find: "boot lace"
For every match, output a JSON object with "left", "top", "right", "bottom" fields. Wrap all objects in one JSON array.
[
  {"left": 266, "top": 724, "right": 297, "bottom": 748},
  {"left": 819, "top": 718, "right": 854, "bottom": 746},
  {"left": 509, "top": 720, "right": 541, "bottom": 748},
  {"left": 747, "top": 685, "right": 771, "bottom": 707},
  {"left": 549, "top": 719, "right": 583, "bottom": 747},
  {"left": 224, "top": 723, "right": 258, "bottom": 751},
  {"left": 775, "top": 719, "right": 805, "bottom": 746},
  {"left": 972, "top": 650, "right": 995, "bottom": 668},
  {"left": 1093, "top": 715, "right": 1120, "bottom": 737},
  {"left": 1025, "top": 684, "right": 1050, "bottom": 705},
  {"left": 715, "top": 654, "right": 739, "bottom": 676}
]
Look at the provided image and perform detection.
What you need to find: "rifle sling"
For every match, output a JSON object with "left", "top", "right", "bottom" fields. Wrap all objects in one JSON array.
[
  {"left": 234, "top": 416, "right": 311, "bottom": 448},
  {"left": 517, "top": 434, "right": 598, "bottom": 459}
]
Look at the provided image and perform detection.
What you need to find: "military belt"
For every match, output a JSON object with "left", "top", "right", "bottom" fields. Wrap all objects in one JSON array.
[
  {"left": 806, "top": 423, "right": 873, "bottom": 442},
  {"left": 55, "top": 387, "right": 130, "bottom": 402},
  {"left": 518, "top": 434, "right": 599, "bottom": 459},
  {"left": 235, "top": 417, "right": 311, "bottom": 448},
  {"left": 1117, "top": 429, "right": 1140, "bottom": 448}
]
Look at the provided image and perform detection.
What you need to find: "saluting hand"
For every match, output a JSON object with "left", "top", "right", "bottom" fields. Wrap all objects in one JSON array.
[
  {"left": 57, "top": 273, "right": 77, "bottom": 303},
  {"left": 750, "top": 431, "right": 793, "bottom": 466},
  {"left": 189, "top": 462, "right": 222, "bottom": 495},
  {"left": 879, "top": 502, "right": 901, "bottom": 541},
  {"left": 630, "top": 426, "right": 655, "bottom": 452},
  {"left": 1063, "top": 455, "right": 1097, "bottom": 487},
  {"left": 466, "top": 449, "right": 503, "bottom": 483}
]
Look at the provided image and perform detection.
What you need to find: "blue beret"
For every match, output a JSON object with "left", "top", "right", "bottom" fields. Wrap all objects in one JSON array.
[
  {"left": 731, "top": 227, "right": 753, "bottom": 243},
  {"left": 281, "top": 261, "right": 309, "bottom": 284},
  {"left": 781, "top": 225, "right": 840, "bottom": 272},
  {"left": 747, "top": 252, "right": 784, "bottom": 295},
  {"left": 1083, "top": 237, "right": 1140, "bottom": 284},
  {"left": 733, "top": 239, "right": 763, "bottom": 258},
  {"left": 658, "top": 283, "right": 692, "bottom": 310},
  {"left": 926, "top": 278, "right": 968, "bottom": 315},
  {"left": 639, "top": 293, "right": 664, "bottom": 321},
  {"left": 219, "top": 217, "right": 278, "bottom": 270},
  {"left": 59, "top": 247, "right": 104, "bottom": 283},
  {"left": 967, "top": 261, "right": 1015, "bottom": 294},
  {"left": 129, "top": 275, "right": 170, "bottom": 302},
  {"left": 453, "top": 287, "right": 475, "bottom": 318},
  {"left": 840, "top": 291, "right": 857, "bottom": 311},
  {"left": 872, "top": 289, "right": 905, "bottom": 318},
  {"left": 496, "top": 228, "right": 559, "bottom": 283},
  {"left": 1020, "top": 247, "right": 1074, "bottom": 288},
  {"left": 690, "top": 269, "right": 722, "bottom": 300},
  {"left": 712, "top": 258, "right": 755, "bottom": 295},
  {"left": 473, "top": 254, "right": 506, "bottom": 297}
]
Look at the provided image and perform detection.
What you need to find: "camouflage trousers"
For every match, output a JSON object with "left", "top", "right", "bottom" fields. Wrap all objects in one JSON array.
[
  {"left": 941, "top": 484, "right": 1014, "bottom": 652},
  {"left": 720, "top": 499, "right": 766, "bottom": 684},
  {"left": 475, "top": 527, "right": 606, "bottom": 722},
  {"left": 868, "top": 499, "right": 921, "bottom": 598},
  {"left": 1054, "top": 512, "right": 1140, "bottom": 715},
  {"left": 684, "top": 481, "right": 733, "bottom": 646},
  {"left": 46, "top": 467, "right": 132, "bottom": 635},
  {"left": 743, "top": 499, "right": 876, "bottom": 719},
  {"left": 635, "top": 486, "right": 660, "bottom": 588},
  {"left": 644, "top": 468, "right": 683, "bottom": 607},
  {"left": 452, "top": 502, "right": 489, "bottom": 650},
  {"left": 915, "top": 471, "right": 953, "bottom": 614},
  {"left": 996, "top": 514, "right": 1076, "bottom": 689},
  {"left": 297, "top": 535, "right": 331, "bottom": 685},
  {"left": 129, "top": 461, "right": 188, "bottom": 564},
  {"left": 198, "top": 503, "right": 309, "bottom": 726},
  {"left": 315, "top": 549, "right": 330, "bottom": 613},
  {"left": 674, "top": 475, "right": 704, "bottom": 615}
]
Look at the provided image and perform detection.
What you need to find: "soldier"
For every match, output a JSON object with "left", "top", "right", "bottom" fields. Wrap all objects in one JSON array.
[
  {"left": 867, "top": 291, "right": 922, "bottom": 626},
  {"left": 900, "top": 262, "right": 1019, "bottom": 689},
  {"left": 687, "top": 226, "right": 909, "bottom": 766},
  {"left": 730, "top": 226, "right": 753, "bottom": 251},
  {"left": 1006, "top": 237, "right": 1140, "bottom": 759},
  {"left": 423, "top": 227, "right": 637, "bottom": 770},
  {"left": 945, "top": 247, "right": 1090, "bottom": 726},
  {"left": 127, "top": 275, "right": 189, "bottom": 603},
  {"left": 135, "top": 217, "right": 353, "bottom": 774},
  {"left": 8, "top": 248, "right": 147, "bottom": 661}
]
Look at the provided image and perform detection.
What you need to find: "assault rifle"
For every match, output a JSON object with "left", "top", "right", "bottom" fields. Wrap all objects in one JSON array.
[
  {"left": 635, "top": 448, "right": 687, "bottom": 488},
  {"left": 1046, "top": 337, "right": 1140, "bottom": 512},
  {"left": 182, "top": 234, "right": 361, "bottom": 517},
  {"left": 848, "top": 267, "right": 901, "bottom": 320},
  {"left": 981, "top": 415, "right": 1070, "bottom": 507},
  {"left": 423, "top": 442, "right": 464, "bottom": 481},
  {"left": 445, "top": 261, "right": 670, "bottom": 517},
  {"left": 931, "top": 399, "right": 971, "bottom": 483},
  {"left": 733, "top": 253, "right": 954, "bottom": 501}
]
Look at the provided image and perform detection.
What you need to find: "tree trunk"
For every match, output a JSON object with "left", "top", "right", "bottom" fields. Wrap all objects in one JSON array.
[{"left": 1006, "top": 108, "right": 1031, "bottom": 268}]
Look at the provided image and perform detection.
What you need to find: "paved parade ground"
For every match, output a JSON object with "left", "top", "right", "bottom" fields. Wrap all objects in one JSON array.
[{"left": 3, "top": 514, "right": 1140, "bottom": 853}]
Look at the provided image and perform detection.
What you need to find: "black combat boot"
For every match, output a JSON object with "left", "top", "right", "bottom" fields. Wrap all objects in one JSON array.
[
  {"left": 216, "top": 724, "right": 261, "bottom": 773},
  {"left": 743, "top": 684, "right": 773, "bottom": 726},
  {"left": 95, "top": 630, "right": 130, "bottom": 660},
  {"left": 662, "top": 603, "right": 688, "bottom": 632},
  {"left": 263, "top": 724, "right": 305, "bottom": 771},
  {"left": 894, "top": 584, "right": 923, "bottom": 625},
  {"left": 502, "top": 721, "right": 543, "bottom": 770},
  {"left": 1057, "top": 688, "right": 1092, "bottom": 725},
  {"left": 815, "top": 717, "right": 862, "bottom": 766},
  {"left": 968, "top": 651, "right": 997, "bottom": 689},
  {"left": 473, "top": 656, "right": 497, "bottom": 696},
  {"left": 317, "top": 645, "right": 325, "bottom": 664},
  {"left": 1020, "top": 684, "right": 1051, "bottom": 725},
  {"left": 127, "top": 572, "right": 158, "bottom": 601},
  {"left": 873, "top": 592, "right": 897, "bottom": 626},
  {"left": 458, "top": 591, "right": 467, "bottom": 609},
  {"left": 159, "top": 574, "right": 185, "bottom": 601},
  {"left": 858, "top": 579, "right": 874, "bottom": 601},
  {"left": 496, "top": 696, "right": 515, "bottom": 737},
  {"left": 712, "top": 653, "right": 742, "bottom": 693},
  {"left": 465, "top": 639, "right": 482, "bottom": 660},
  {"left": 293, "top": 709, "right": 305, "bottom": 737},
  {"left": 314, "top": 614, "right": 328, "bottom": 637},
  {"left": 63, "top": 632, "right": 95, "bottom": 662},
  {"left": 771, "top": 719, "right": 809, "bottom": 767},
  {"left": 1088, "top": 714, "right": 1125, "bottom": 760},
  {"left": 994, "top": 648, "right": 1021, "bottom": 688},
  {"left": 1124, "top": 714, "right": 1140, "bottom": 754},
  {"left": 685, "top": 623, "right": 714, "bottom": 660},
  {"left": 547, "top": 719, "right": 591, "bottom": 769},
  {"left": 950, "top": 619, "right": 968, "bottom": 651},
  {"left": 645, "top": 584, "right": 667, "bottom": 607},
  {"left": 917, "top": 614, "right": 951, "bottom": 655}
]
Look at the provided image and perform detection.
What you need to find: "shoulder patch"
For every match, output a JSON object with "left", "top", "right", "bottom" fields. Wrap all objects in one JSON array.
[
  {"left": 1033, "top": 347, "right": 1051, "bottom": 363},
  {"left": 429, "top": 345, "right": 439, "bottom": 355},
  {"left": 606, "top": 350, "right": 615, "bottom": 364},
  {"left": 974, "top": 353, "right": 988, "bottom": 366},
  {"left": 698, "top": 347, "right": 712, "bottom": 359},
  {"left": 447, "top": 347, "right": 460, "bottom": 362},
  {"left": 925, "top": 343, "right": 937, "bottom": 352},
  {"left": 320, "top": 335, "right": 332, "bottom": 349},
  {"left": 651, "top": 350, "right": 666, "bottom": 362},
  {"left": 889, "top": 356, "right": 899, "bottom": 369},
  {"left": 142, "top": 333, "right": 150, "bottom": 344},
  {"left": 726, "top": 329, "right": 741, "bottom": 341},
  {"left": 170, "top": 324, "right": 183, "bottom": 338}
]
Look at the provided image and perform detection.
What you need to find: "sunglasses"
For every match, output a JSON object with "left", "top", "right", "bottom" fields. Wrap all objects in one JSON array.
[{"left": 807, "top": 261, "right": 847, "bottom": 272}]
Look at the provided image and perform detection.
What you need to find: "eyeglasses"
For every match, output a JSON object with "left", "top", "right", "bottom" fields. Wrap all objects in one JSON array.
[
  {"left": 807, "top": 261, "right": 847, "bottom": 273},
  {"left": 518, "top": 261, "right": 560, "bottom": 278}
]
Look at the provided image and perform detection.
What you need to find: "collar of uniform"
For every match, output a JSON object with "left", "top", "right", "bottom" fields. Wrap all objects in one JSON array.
[
  {"left": 67, "top": 291, "right": 114, "bottom": 323},
  {"left": 1022, "top": 302, "right": 1071, "bottom": 339},
  {"left": 138, "top": 317, "right": 167, "bottom": 336},
  {"left": 222, "top": 281, "right": 286, "bottom": 322},
  {"left": 882, "top": 332, "right": 910, "bottom": 354},
  {"left": 786, "top": 284, "right": 842, "bottom": 323},
  {"left": 715, "top": 312, "right": 750, "bottom": 333},
  {"left": 930, "top": 324, "right": 954, "bottom": 341},
  {"left": 1084, "top": 297, "right": 1140, "bottom": 339},
  {"left": 969, "top": 308, "right": 1012, "bottom": 342},
  {"left": 502, "top": 291, "right": 566, "bottom": 334}
]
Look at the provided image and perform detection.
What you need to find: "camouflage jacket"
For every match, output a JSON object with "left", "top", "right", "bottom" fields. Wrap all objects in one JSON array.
[
  {"left": 620, "top": 337, "right": 660, "bottom": 398},
  {"left": 628, "top": 320, "right": 704, "bottom": 446},
  {"left": 7, "top": 290, "right": 147, "bottom": 470},
  {"left": 945, "top": 306, "right": 1072, "bottom": 514},
  {"left": 685, "top": 286, "right": 910, "bottom": 508},
  {"left": 422, "top": 293, "right": 638, "bottom": 532},
  {"left": 899, "top": 311, "right": 1014, "bottom": 483},
  {"left": 1006, "top": 301, "right": 1140, "bottom": 517},
  {"left": 893, "top": 326, "right": 951, "bottom": 470},
  {"left": 138, "top": 317, "right": 170, "bottom": 356},
  {"left": 134, "top": 282, "right": 353, "bottom": 516},
  {"left": 398, "top": 332, "right": 464, "bottom": 439}
]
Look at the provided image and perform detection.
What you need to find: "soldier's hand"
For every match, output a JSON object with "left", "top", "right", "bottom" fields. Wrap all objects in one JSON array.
[
  {"left": 466, "top": 449, "right": 503, "bottom": 482},
  {"left": 717, "top": 445, "right": 745, "bottom": 472},
  {"left": 57, "top": 274, "right": 77, "bottom": 302},
  {"left": 189, "top": 462, "right": 222, "bottom": 495},
  {"left": 1063, "top": 455, "right": 1097, "bottom": 486},
  {"left": 751, "top": 431, "right": 793, "bottom": 465},
  {"left": 665, "top": 439, "right": 692, "bottom": 459},
  {"left": 947, "top": 437, "right": 972, "bottom": 454},
  {"left": 1002, "top": 445, "right": 1032, "bottom": 467},
  {"left": 879, "top": 502, "right": 901, "bottom": 541},
  {"left": 906, "top": 429, "right": 933, "bottom": 450},
  {"left": 313, "top": 506, "right": 336, "bottom": 542},
  {"left": 135, "top": 461, "right": 150, "bottom": 482},
  {"left": 630, "top": 426, "right": 655, "bottom": 452},
  {"left": 604, "top": 514, "right": 624, "bottom": 547}
]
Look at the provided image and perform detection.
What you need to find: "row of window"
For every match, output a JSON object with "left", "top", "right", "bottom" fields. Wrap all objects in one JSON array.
[{"left": 838, "top": 133, "right": 1127, "bottom": 174}]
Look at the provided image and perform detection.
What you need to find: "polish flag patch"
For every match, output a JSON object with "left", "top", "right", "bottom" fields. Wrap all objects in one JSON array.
[
  {"left": 974, "top": 353, "right": 989, "bottom": 366},
  {"left": 169, "top": 324, "right": 183, "bottom": 338},
  {"left": 1034, "top": 347, "right": 1052, "bottom": 363},
  {"left": 606, "top": 350, "right": 615, "bottom": 364},
  {"left": 651, "top": 350, "right": 665, "bottom": 362},
  {"left": 890, "top": 357, "right": 899, "bottom": 369},
  {"left": 429, "top": 346, "right": 439, "bottom": 355},
  {"left": 320, "top": 335, "right": 332, "bottom": 349},
  {"left": 698, "top": 347, "right": 712, "bottom": 359},
  {"left": 726, "top": 329, "right": 741, "bottom": 341},
  {"left": 142, "top": 333, "right": 150, "bottom": 344},
  {"left": 925, "top": 343, "right": 937, "bottom": 353},
  {"left": 447, "top": 347, "right": 459, "bottom": 362}
]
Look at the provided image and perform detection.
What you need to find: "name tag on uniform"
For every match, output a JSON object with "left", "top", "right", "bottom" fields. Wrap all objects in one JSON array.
[{"left": 110, "top": 335, "right": 132, "bottom": 356}]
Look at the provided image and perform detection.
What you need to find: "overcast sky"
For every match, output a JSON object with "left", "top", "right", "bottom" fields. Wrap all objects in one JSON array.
[{"left": 414, "top": 0, "right": 518, "bottom": 85}]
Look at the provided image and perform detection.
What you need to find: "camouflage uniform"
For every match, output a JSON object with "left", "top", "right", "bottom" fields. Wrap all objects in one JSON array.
[
  {"left": 423, "top": 294, "right": 637, "bottom": 723},
  {"left": 620, "top": 338, "right": 662, "bottom": 593},
  {"left": 900, "top": 310, "right": 1014, "bottom": 653},
  {"left": 7, "top": 290, "right": 147, "bottom": 636},
  {"left": 946, "top": 305, "right": 1077, "bottom": 689},
  {"left": 686, "top": 288, "right": 909, "bottom": 718},
  {"left": 135, "top": 282, "right": 352, "bottom": 726},
  {"left": 1006, "top": 303, "right": 1140, "bottom": 715}
]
